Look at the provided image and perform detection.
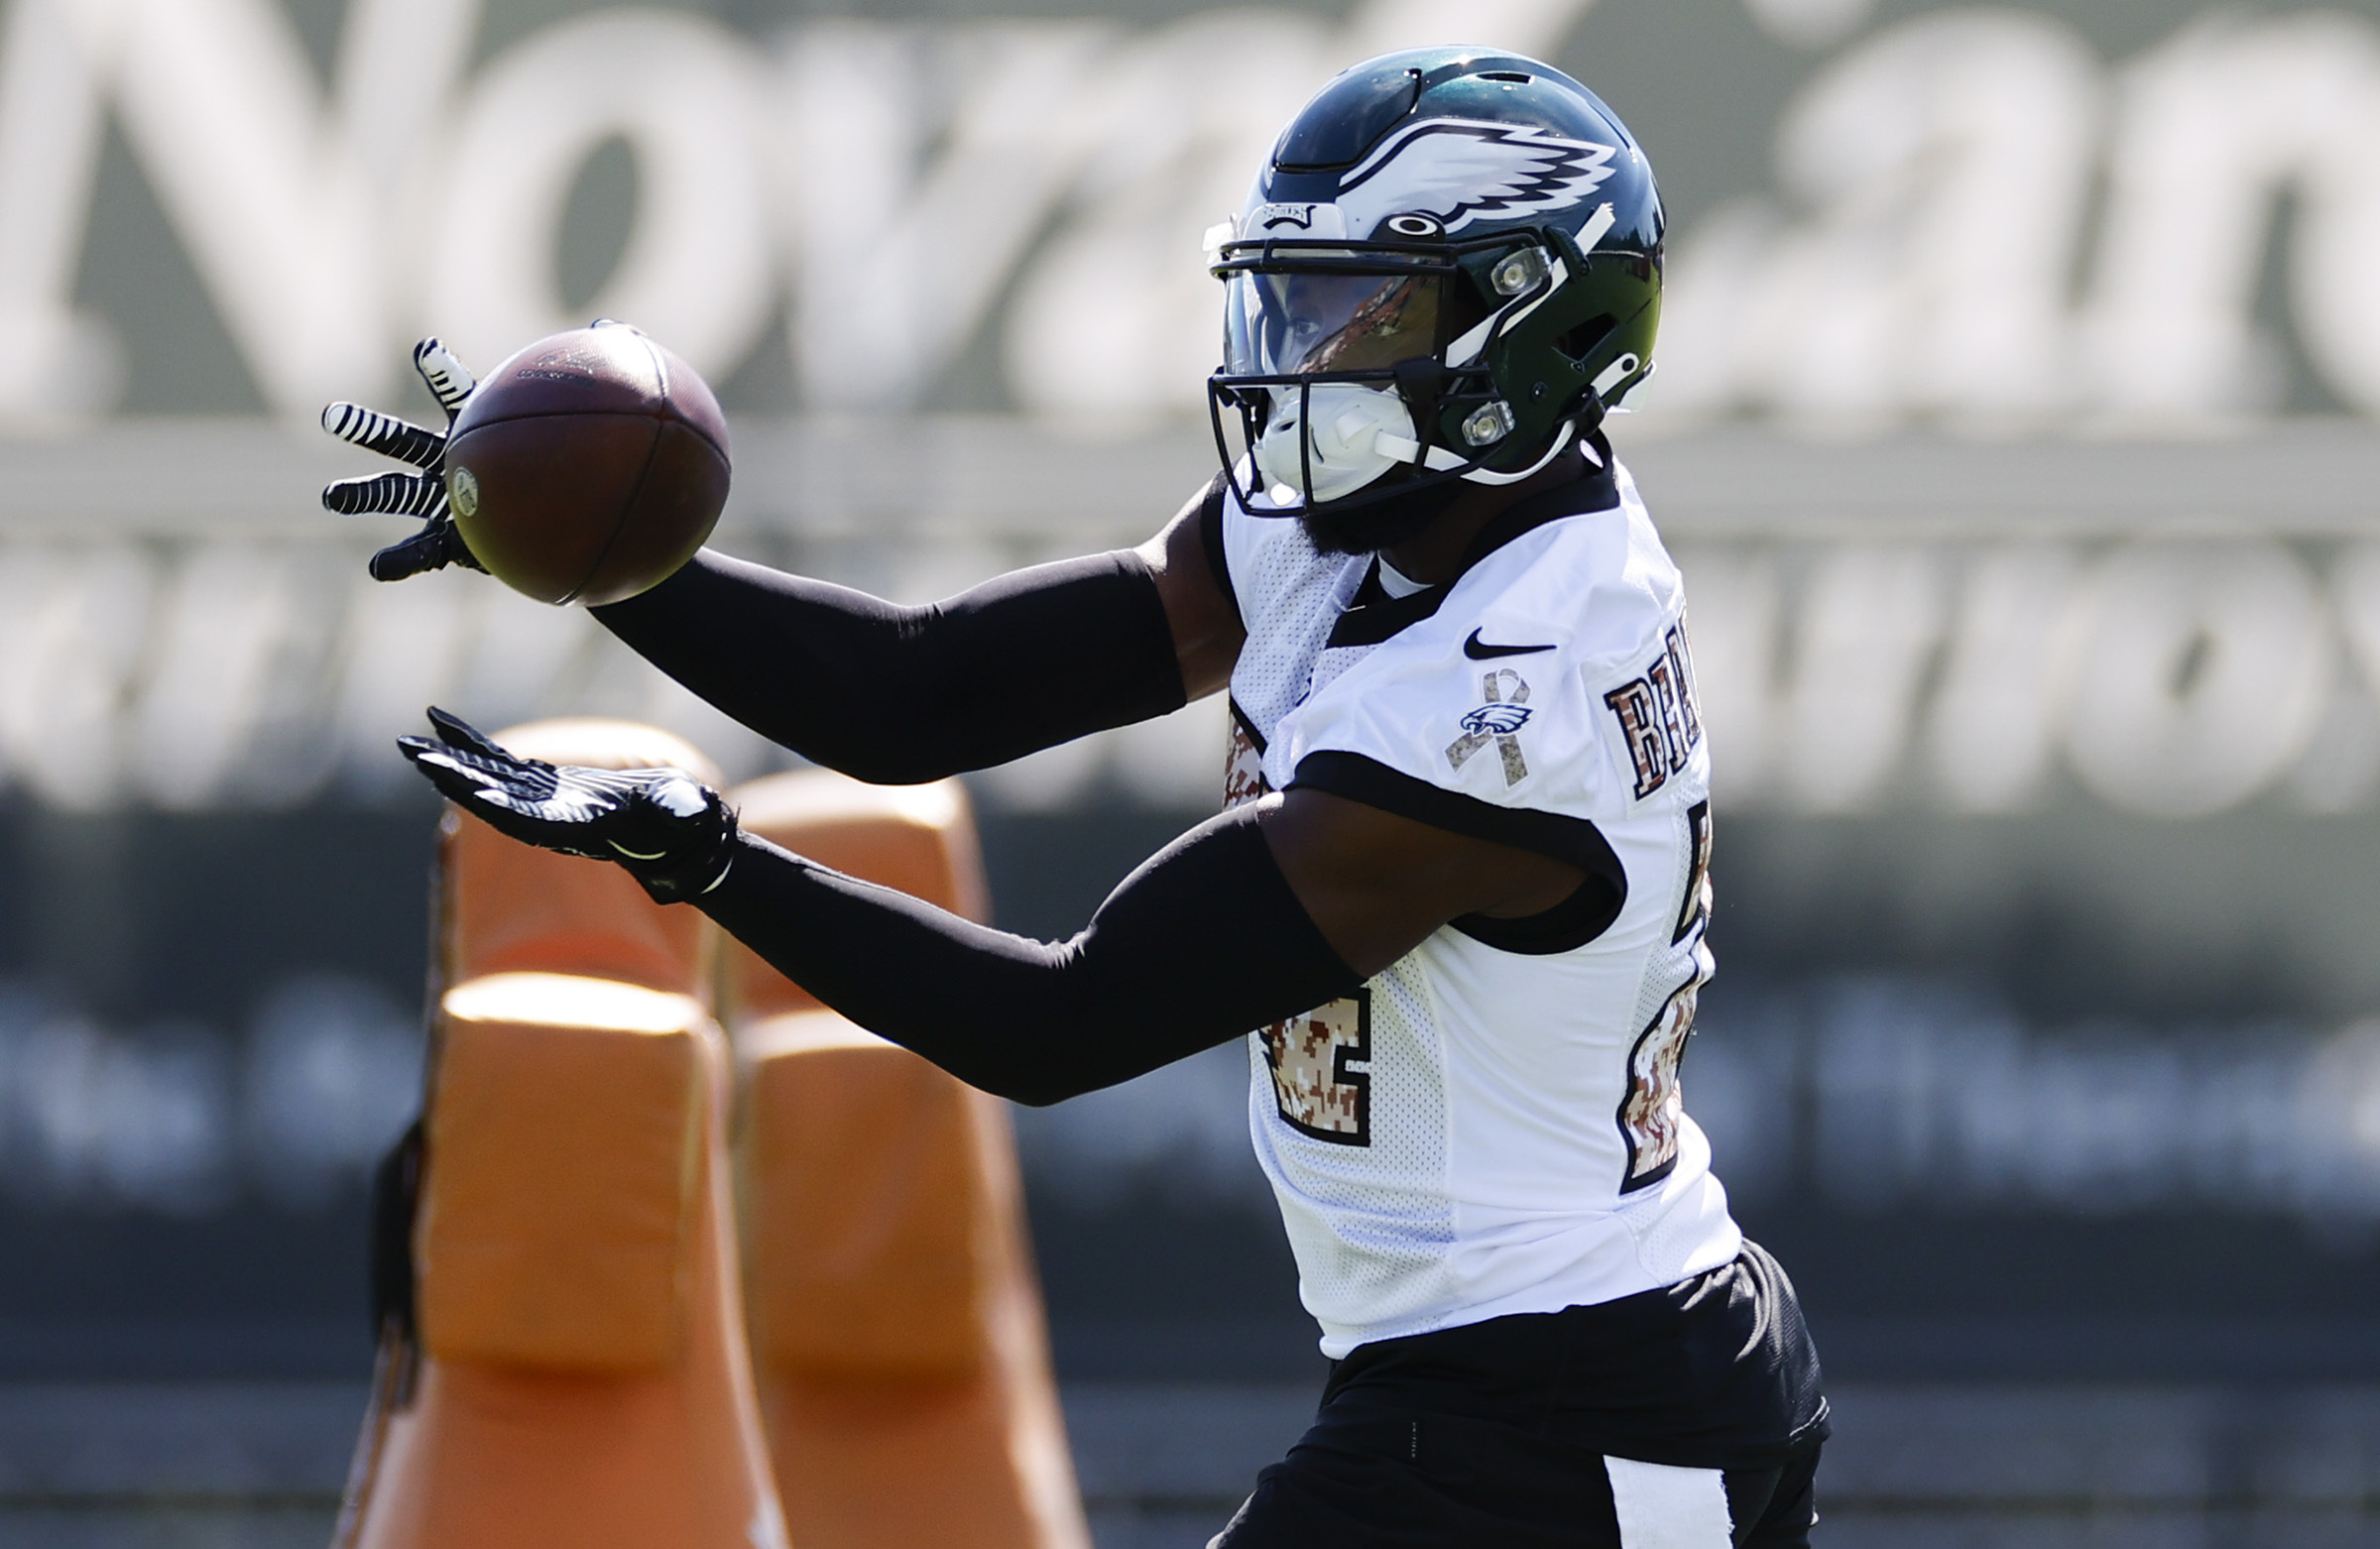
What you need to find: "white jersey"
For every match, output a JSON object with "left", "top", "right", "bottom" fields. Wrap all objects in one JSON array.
[{"left": 1218, "top": 456, "right": 1741, "bottom": 1359}]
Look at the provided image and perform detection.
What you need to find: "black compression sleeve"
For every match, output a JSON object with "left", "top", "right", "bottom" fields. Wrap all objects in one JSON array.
[
  {"left": 695, "top": 804, "right": 1360, "bottom": 1105},
  {"left": 591, "top": 547, "right": 1186, "bottom": 784}
]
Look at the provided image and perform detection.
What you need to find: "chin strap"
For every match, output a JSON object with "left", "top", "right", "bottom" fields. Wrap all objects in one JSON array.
[
  {"left": 1370, "top": 419, "right": 1591, "bottom": 483},
  {"left": 1242, "top": 411, "right": 1594, "bottom": 518},
  {"left": 1369, "top": 428, "right": 1468, "bottom": 472}
]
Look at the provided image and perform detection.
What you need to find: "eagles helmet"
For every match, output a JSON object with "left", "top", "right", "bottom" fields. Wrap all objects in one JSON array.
[{"left": 1208, "top": 48, "right": 1661, "bottom": 521}]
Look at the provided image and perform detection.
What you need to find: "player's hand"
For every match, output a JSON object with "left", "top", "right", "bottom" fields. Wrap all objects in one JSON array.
[
  {"left": 320, "top": 339, "right": 489, "bottom": 582},
  {"left": 397, "top": 708, "right": 740, "bottom": 902}
]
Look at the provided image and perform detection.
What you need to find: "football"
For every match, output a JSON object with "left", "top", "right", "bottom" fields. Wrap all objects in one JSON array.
[{"left": 443, "top": 324, "right": 730, "bottom": 607}]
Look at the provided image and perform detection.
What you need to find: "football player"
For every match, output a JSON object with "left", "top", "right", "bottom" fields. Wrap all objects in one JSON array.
[{"left": 328, "top": 48, "right": 1827, "bottom": 1548}]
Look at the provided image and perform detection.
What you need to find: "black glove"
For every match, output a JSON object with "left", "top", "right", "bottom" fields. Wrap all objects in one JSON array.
[
  {"left": 397, "top": 708, "right": 740, "bottom": 902},
  {"left": 321, "top": 339, "right": 488, "bottom": 582}
]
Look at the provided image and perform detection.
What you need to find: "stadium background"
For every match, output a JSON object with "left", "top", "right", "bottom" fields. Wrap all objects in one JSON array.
[{"left": 6, "top": 0, "right": 2380, "bottom": 1542}]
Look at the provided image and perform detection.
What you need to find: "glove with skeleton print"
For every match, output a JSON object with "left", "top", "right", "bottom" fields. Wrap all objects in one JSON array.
[{"left": 320, "top": 338, "right": 487, "bottom": 582}]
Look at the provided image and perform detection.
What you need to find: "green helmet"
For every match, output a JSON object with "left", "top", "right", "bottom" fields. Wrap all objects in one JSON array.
[{"left": 1208, "top": 48, "right": 1662, "bottom": 521}]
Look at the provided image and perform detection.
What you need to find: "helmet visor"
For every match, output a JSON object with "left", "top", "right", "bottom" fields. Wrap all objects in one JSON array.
[{"left": 1223, "top": 270, "right": 1443, "bottom": 378}]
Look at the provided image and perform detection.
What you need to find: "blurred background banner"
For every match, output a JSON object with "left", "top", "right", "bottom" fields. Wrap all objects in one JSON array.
[
  {"left": 9, "top": 0, "right": 2380, "bottom": 1539},
  {"left": 20, "top": 0, "right": 2380, "bottom": 427}
]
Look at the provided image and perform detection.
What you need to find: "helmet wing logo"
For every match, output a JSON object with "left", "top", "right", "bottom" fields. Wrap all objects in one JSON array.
[{"left": 1335, "top": 118, "right": 1617, "bottom": 236}]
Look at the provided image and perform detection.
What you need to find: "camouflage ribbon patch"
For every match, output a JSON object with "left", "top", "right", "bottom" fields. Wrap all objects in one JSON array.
[{"left": 1446, "top": 668, "right": 1532, "bottom": 785}]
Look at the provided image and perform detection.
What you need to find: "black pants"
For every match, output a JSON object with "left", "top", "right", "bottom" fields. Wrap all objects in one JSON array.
[
  {"left": 1212, "top": 1416, "right": 1821, "bottom": 1547},
  {"left": 1214, "top": 1244, "right": 1828, "bottom": 1546}
]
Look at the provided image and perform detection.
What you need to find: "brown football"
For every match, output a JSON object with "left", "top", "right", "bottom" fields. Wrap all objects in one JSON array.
[{"left": 444, "top": 325, "right": 730, "bottom": 607}]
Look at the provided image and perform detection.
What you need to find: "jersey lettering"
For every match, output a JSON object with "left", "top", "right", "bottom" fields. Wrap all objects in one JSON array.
[
  {"left": 1261, "top": 992, "right": 1371, "bottom": 1145},
  {"left": 1603, "top": 623, "right": 1704, "bottom": 799},
  {"left": 1666, "top": 618, "right": 1704, "bottom": 746}
]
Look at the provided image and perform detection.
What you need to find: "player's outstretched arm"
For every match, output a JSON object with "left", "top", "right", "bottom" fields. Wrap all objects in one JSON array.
[
  {"left": 325, "top": 333, "right": 1240, "bottom": 779},
  {"left": 586, "top": 476, "right": 1246, "bottom": 783},
  {"left": 400, "top": 711, "right": 1586, "bottom": 1104}
]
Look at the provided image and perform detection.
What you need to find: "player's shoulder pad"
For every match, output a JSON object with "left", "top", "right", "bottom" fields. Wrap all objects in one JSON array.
[
  {"left": 1278, "top": 519, "right": 1696, "bottom": 820},
  {"left": 1450, "top": 472, "right": 1682, "bottom": 677}
]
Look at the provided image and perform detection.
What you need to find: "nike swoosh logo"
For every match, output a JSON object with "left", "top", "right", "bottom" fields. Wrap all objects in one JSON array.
[{"left": 1464, "top": 629, "right": 1556, "bottom": 659}]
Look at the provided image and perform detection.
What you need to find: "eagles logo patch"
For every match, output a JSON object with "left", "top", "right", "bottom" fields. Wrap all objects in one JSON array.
[
  {"left": 1460, "top": 702, "right": 1531, "bottom": 738},
  {"left": 1446, "top": 669, "right": 1532, "bottom": 786}
]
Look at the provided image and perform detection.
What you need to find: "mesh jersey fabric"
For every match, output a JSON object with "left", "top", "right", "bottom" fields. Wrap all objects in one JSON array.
[{"left": 1218, "top": 458, "right": 1742, "bottom": 1359}]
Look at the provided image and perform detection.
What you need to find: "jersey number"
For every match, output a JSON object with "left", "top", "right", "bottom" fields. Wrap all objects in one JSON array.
[
  {"left": 1621, "top": 801, "right": 1715, "bottom": 1192},
  {"left": 1233, "top": 708, "right": 1372, "bottom": 1145},
  {"left": 1223, "top": 699, "right": 1270, "bottom": 810},
  {"left": 1261, "top": 992, "right": 1371, "bottom": 1145},
  {"left": 1617, "top": 960, "right": 1707, "bottom": 1192}
]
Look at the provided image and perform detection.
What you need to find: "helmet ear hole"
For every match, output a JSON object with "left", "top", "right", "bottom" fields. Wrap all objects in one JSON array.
[{"left": 1555, "top": 314, "right": 1618, "bottom": 363}]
